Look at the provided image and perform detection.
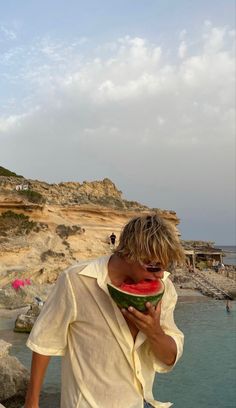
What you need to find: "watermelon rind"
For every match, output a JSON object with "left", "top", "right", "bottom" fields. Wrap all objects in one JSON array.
[{"left": 107, "top": 281, "right": 165, "bottom": 312}]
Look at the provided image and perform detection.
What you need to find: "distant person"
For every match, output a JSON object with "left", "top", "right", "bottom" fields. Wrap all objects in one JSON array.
[
  {"left": 226, "top": 298, "right": 231, "bottom": 313},
  {"left": 110, "top": 232, "right": 116, "bottom": 246},
  {"left": 218, "top": 262, "right": 225, "bottom": 273}
]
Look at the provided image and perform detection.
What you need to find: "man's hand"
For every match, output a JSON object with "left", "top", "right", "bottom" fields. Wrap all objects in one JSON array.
[
  {"left": 121, "top": 301, "right": 163, "bottom": 338},
  {"left": 122, "top": 301, "right": 177, "bottom": 366}
]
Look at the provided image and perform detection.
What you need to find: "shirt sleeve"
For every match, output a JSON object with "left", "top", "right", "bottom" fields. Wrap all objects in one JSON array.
[
  {"left": 151, "top": 278, "right": 184, "bottom": 373},
  {"left": 26, "top": 270, "right": 76, "bottom": 356}
]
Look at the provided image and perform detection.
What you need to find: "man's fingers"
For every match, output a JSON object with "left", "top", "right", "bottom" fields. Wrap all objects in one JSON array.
[
  {"left": 155, "top": 300, "right": 162, "bottom": 313},
  {"left": 121, "top": 302, "right": 160, "bottom": 319},
  {"left": 145, "top": 302, "right": 156, "bottom": 316},
  {"left": 124, "top": 306, "right": 147, "bottom": 321},
  {"left": 121, "top": 304, "right": 156, "bottom": 325}
]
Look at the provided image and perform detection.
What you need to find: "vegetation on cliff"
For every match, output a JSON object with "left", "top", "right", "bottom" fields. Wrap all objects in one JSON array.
[
  {"left": 0, "top": 166, "right": 23, "bottom": 178},
  {"left": 0, "top": 211, "right": 37, "bottom": 236},
  {"left": 17, "top": 189, "right": 46, "bottom": 204}
]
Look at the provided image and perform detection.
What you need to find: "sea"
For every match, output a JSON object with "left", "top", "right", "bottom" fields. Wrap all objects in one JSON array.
[
  {"left": 216, "top": 245, "right": 236, "bottom": 266},
  {"left": 0, "top": 297, "right": 235, "bottom": 408}
]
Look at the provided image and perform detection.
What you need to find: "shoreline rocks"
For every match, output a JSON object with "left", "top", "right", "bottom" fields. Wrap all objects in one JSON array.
[
  {"left": 0, "top": 283, "right": 53, "bottom": 310},
  {"left": 172, "top": 266, "right": 236, "bottom": 300},
  {"left": 0, "top": 340, "right": 29, "bottom": 405},
  {"left": 14, "top": 303, "right": 42, "bottom": 333}
]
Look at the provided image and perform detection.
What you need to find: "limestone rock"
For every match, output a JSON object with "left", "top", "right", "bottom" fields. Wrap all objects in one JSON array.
[
  {"left": 14, "top": 313, "right": 36, "bottom": 333},
  {"left": 0, "top": 341, "right": 11, "bottom": 358},
  {"left": 0, "top": 175, "right": 180, "bottom": 287},
  {"left": 14, "top": 303, "right": 42, "bottom": 333},
  {"left": 0, "top": 340, "right": 29, "bottom": 402}
]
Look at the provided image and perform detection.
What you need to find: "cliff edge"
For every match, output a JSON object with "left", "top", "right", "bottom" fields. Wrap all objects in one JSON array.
[{"left": 0, "top": 171, "right": 179, "bottom": 287}]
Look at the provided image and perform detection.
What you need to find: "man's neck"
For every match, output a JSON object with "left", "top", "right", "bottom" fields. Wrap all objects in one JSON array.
[{"left": 108, "top": 254, "right": 132, "bottom": 286}]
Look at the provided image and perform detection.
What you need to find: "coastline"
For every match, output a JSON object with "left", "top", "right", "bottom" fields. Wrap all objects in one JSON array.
[
  {"left": 0, "top": 288, "right": 219, "bottom": 322},
  {"left": 175, "top": 287, "right": 210, "bottom": 303},
  {"left": 1, "top": 267, "right": 234, "bottom": 322},
  {"left": 0, "top": 307, "right": 29, "bottom": 320}
]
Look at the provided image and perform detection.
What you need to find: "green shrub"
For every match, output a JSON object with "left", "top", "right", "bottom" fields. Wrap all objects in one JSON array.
[
  {"left": 0, "top": 211, "right": 37, "bottom": 235},
  {"left": 0, "top": 166, "right": 23, "bottom": 177},
  {"left": 41, "top": 250, "right": 65, "bottom": 262},
  {"left": 56, "top": 224, "right": 85, "bottom": 239},
  {"left": 18, "top": 189, "right": 46, "bottom": 204}
]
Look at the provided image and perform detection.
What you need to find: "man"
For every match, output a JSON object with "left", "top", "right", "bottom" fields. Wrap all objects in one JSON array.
[
  {"left": 110, "top": 232, "right": 117, "bottom": 246},
  {"left": 25, "top": 214, "right": 185, "bottom": 408}
]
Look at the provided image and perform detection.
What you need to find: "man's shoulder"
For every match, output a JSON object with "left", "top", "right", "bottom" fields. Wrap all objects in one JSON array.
[
  {"left": 64, "top": 261, "right": 91, "bottom": 277},
  {"left": 64, "top": 256, "right": 109, "bottom": 278},
  {"left": 163, "top": 275, "right": 177, "bottom": 296}
]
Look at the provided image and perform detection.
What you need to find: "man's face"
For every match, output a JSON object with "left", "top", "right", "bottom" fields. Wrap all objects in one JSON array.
[
  {"left": 127, "top": 260, "right": 165, "bottom": 283},
  {"left": 140, "top": 261, "right": 164, "bottom": 273}
]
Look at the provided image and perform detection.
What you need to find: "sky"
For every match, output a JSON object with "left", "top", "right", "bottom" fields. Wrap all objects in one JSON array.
[{"left": 0, "top": 0, "right": 235, "bottom": 245}]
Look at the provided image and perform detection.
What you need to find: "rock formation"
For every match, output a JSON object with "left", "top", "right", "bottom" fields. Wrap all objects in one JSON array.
[
  {"left": 14, "top": 302, "right": 43, "bottom": 333},
  {"left": 0, "top": 174, "right": 180, "bottom": 290},
  {"left": 0, "top": 340, "right": 29, "bottom": 404}
]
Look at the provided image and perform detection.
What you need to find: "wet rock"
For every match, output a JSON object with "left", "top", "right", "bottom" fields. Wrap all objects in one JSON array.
[
  {"left": 0, "top": 395, "right": 25, "bottom": 408},
  {"left": 14, "top": 313, "right": 36, "bottom": 333},
  {"left": 14, "top": 303, "right": 42, "bottom": 333},
  {"left": 0, "top": 340, "right": 29, "bottom": 403},
  {"left": 227, "top": 289, "right": 236, "bottom": 299}
]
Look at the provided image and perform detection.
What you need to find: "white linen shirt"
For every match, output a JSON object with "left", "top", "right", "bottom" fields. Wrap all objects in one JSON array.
[{"left": 27, "top": 256, "right": 184, "bottom": 408}]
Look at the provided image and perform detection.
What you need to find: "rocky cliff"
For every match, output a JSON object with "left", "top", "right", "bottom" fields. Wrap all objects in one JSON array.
[{"left": 0, "top": 173, "right": 180, "bottom": 288}]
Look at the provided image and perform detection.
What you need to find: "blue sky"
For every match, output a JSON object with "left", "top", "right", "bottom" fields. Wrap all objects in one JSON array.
[
  {"left": 1, "top": 0, "right": 235, "bottom": 41},
  {"left": 1, "top": 1, "right": 235, "bottom": 61},
  {"left": 0, "top": 0, "right": 235, "bottom": 244}
]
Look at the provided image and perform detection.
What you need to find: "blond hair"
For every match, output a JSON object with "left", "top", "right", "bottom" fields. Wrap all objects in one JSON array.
[{"left": 114, "top": 214, "right": 185, "bottom": 268}]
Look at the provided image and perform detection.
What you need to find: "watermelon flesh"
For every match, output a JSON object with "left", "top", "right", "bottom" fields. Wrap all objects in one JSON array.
[
  {"left": 120, "top": 279, "right": 161, "bottom": 295},
  {"left": 107, "top": 279, "right": 165, "bottom": 312}
]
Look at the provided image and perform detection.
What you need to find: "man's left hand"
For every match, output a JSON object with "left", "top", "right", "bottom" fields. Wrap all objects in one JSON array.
[{"left": 121, "top": 301, "right": 164, "bottom": 339}]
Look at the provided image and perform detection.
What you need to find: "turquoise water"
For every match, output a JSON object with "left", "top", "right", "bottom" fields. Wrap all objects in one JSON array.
[
  {"left": 0, "top": 298, "right": 235, "bottom": 408},
  {"left": 155, "top": 299, "right": 236, "bottom": 408}
]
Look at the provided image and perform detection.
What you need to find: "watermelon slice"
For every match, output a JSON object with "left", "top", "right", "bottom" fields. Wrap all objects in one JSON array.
[{"left": 107, "top": 279, "right": 164, "bottom": 312}]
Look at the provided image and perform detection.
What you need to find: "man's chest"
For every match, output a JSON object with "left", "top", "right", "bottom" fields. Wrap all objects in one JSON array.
[{"left": 123, "top": 316, "right": 139, "bottom": 341}]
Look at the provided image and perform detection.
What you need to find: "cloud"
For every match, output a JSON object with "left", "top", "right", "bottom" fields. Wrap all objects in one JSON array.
[
  {"left": 178, "top": 41, "right": 187, "bottom": 59},
  {"left": 203, "top": 24, "right": 226, "bottom": 53},
  {"left": 0, "top": 23, "right": 235, "bottom": 242},
  {"left": 0, "top": 25, "right": 17, "bottom": 40}
]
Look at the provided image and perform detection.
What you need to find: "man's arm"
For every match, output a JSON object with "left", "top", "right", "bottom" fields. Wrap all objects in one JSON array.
[
  {"left": 145, "top": 318, "right": 177, "bottom": 365},
  {"left": 24, "top": 352, "right": 51, "bottom": 408}
]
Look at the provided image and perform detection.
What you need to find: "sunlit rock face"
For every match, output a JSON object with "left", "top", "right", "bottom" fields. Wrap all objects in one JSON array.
[{"left": 0, "top": 175, "right": 180, "bottom": 288}]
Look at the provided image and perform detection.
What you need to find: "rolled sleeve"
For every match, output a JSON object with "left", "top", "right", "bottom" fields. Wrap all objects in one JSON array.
[
  {"left": 152, "top": 279, "right": 184, "bottom": 373},
  {"left": 26, "top": 270, "right": 76, "bottom": 356}
]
